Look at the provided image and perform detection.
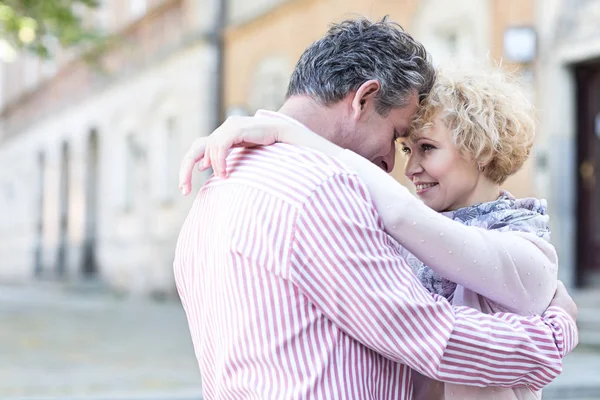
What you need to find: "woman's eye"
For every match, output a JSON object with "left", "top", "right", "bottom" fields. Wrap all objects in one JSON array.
[
  {"left": 400, "top": 146, "right": 411, "bottom": 154},
  {"left": 421, "top": 143, "right": 435, "bottom": 152}
]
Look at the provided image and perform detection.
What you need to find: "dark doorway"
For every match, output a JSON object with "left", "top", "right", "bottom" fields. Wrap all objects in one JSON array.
[
  {"left": 56, "top": 141, "right": 70, "bottom": 278},
  {"left": 575, "top": 63, "right": 600, "bottom": 287},
  {"left": 82, "top": 130, "right": 99, "bottom": 277},
  {"left": 34, "top": 151, "right": 45, "bottom": 277}
]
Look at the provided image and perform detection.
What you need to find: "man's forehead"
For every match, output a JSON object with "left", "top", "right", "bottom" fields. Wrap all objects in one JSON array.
[
  {"left": 398, "top": 129, "right": 411, "bottom": 139},
  {"left": 391, "top": 94, "right": 419, "bottom": 124}
]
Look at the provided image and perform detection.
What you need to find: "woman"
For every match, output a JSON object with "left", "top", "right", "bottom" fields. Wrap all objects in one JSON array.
[{"left": 179, "top": 68, "right": 558, "bottom": 399}]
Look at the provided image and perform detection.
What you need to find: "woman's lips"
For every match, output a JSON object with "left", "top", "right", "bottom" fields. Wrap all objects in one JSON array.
[{"left": 415, "top": 182, "right": 438, "bottom": 195}]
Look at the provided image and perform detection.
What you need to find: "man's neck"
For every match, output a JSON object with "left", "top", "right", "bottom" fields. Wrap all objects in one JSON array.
[{"left": 276, "top": 97, "right": 340, "bottom": 143}]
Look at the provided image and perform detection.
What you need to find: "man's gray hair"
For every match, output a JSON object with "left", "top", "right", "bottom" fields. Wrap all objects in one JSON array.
[{"left": 286, "top": 17, "right": 435, "bottom": 115}]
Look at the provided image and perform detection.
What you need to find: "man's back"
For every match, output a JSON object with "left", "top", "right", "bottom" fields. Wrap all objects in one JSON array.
[
  {"left": 174, "top": 143, "right": 413, "bottom": 399},
  {"left": 175, "top": 131, "right": 576, "bottom": 399}
]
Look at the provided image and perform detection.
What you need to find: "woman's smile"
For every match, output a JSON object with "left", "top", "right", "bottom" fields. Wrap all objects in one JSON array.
[{"left": 414, "top": 182, "right": 438, "bottom": 195}]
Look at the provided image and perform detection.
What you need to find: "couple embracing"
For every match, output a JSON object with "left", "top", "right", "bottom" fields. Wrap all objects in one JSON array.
[{"left": 174, "top": 17, "right": 578, "bottom": 400}]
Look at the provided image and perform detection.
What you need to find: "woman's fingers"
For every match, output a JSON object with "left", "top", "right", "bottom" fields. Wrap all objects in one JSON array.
[
  {"left": 212, "top": 142, "right": 228, "bottom": 178},
  {"left": 179, "top": 137, "right": 208, "bottom": 195},
  {"left": 551, "top": 280, "right": 578, "bottom": 324},
  {"left": 180, "top": 116, "right": 278, "bottom": 190},
  {"left": 209, "top": 125, "right": 247, "bottom": 178},
  {"left": 203, "top": 142, "right": 213, "bottom": 173}
]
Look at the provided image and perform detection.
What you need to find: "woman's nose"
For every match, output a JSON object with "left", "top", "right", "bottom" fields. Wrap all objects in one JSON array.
[{"left": 404, "top": 157, "right": 422, "bottom": 180}]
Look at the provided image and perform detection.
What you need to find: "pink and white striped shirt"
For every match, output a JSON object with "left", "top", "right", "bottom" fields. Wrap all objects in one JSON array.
[{"left": 173, "top": 112, "right": 577, "bottom": 400}]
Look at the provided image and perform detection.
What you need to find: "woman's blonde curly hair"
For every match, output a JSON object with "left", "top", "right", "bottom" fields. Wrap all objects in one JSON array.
[{"left": 408, "top": 67, "right": 536, "bottom": 184}]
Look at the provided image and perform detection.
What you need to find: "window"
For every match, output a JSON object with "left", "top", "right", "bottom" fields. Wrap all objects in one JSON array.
[
  {"left": 59, "top": 142, "right": 70, "bottom": 240},
  {"left": 124, "top": 134, "right": 136, "bottom": 210},
  {"left": 23, "top": 54, "right": 40, "bottom": 91},
  {"left": 250, "top": 56, "right": 291, "bottom": 112},
  {"left": 40, "top": 37, "right": 59, "bottom": 79},
  {"left": 430, "top": 28, "right": 466, "bottom": 64},
  {"left": 123, "top": 132, "right": 148, "bottom": 211},
  {"left": 2, "top": 180, "right": 14, "bottom": 228},
  {"left": 159, "top": 117, "right": 179, "bottom": 204},
  {"left": 37, "top": 151, "right": 46, "bottom": 235},
  {"left": 411, "top": 0, "right": 488, "bottom": 67},
  {"left": 445, "top": 32, "right": 458, "bottom": 56},
  {"left": 94, "top": 0, "right": 111, "bottom": 30},
  {"left": 0, "top": 63, "right": 4, "bottom": 111},
  {"left": 130, "top": 0, "right": 147, "bottom": 19}
]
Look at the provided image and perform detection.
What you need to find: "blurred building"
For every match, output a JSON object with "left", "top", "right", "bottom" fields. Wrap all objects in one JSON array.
[
  {"left": 534, "top": 0, "right": 600, "bottom": 289},
  {"left": 0, "top": 0, "right": 597, "bottom": 295},
  {"left": 0, "top": 0, "right": 220, "bottom": 295}
]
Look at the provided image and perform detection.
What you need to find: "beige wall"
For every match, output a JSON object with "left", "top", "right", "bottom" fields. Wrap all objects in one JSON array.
[
  {"left": 490, "top": 0, "right": 536, "bottom": 197},
  {"left": 224, "top": 0, "right": 419, "bottom": 109},
  {"left": 223, "top": 0, "right": 537, "bottom": 197}
]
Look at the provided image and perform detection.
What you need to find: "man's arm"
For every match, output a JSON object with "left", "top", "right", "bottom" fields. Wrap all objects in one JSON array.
[{"left": 289, "top": 172, "right": 577, "bottom": 390}]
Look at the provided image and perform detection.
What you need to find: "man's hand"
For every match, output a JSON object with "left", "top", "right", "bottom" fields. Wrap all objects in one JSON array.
[{"left": 549, "top": 280, "right": 578, "bottom": 324}]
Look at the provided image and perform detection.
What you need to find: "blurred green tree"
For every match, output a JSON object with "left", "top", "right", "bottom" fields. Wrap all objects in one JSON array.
[{"left": 0, "top": 0, "right": 104, "bottom": 61}]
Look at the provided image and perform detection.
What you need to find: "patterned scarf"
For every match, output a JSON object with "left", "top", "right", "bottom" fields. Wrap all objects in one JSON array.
[{"left": 414, "top": 190, "right": 551, "bottom": 299}]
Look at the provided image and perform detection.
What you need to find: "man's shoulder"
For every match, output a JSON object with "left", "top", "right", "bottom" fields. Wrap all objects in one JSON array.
[
  {"left": 234, "top": 143, "right": 356, "bottom": 183},
  {"left": 262, "top": 143, "right": 354, "bottom": 171},
  {"left": 220, "top": 143, "right": 359, "bottom": 206}
]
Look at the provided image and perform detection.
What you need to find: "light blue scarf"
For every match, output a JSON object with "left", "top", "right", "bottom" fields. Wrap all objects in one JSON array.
[{"left": 414, "top": 190, "right": 551, "bottom": 299}]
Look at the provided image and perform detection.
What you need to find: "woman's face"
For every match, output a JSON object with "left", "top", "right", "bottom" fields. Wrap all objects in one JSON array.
[{"left": 401, "top": 116, "right": 482, "bottom": 212}]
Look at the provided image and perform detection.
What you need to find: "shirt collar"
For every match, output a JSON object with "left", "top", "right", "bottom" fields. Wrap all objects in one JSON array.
[{"left": 254, "top": 109, "right": 312, "bottom": 131}]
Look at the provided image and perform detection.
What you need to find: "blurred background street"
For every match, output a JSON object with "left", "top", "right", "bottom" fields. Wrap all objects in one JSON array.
[
  {"left": 0, "top": 283, "right": 598, "bottom": 399},
  {"left": 1, "top": 0, "right": 600, "bottom": 398},
  {"left": 0, "top": 283, "right": 202, "bottom": 399}
]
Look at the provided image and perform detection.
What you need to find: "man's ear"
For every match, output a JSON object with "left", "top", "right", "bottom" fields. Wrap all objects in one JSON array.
[{"left": 351, "top": 80, "right": 381, "bottom": 121}]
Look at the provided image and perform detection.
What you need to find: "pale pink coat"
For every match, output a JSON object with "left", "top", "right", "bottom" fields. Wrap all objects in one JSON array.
[{"left": 336, "top": 149, "right": 559, "bottom": 400}]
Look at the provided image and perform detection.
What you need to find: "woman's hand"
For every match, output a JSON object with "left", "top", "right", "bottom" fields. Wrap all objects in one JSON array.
[
  {"left": 549, "top": 280, "right": 578, "bottom": 324},
  {"left": 178, "top": 116, "right": 280, "bottom": 195}
]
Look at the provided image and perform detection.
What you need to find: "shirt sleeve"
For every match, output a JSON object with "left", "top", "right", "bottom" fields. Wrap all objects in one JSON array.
[
  {"left": 335, "top": 149, "right": 558, "bottom": 315},
  {"left": 289, "top": 171, "right": 577, "bottom": 389}
]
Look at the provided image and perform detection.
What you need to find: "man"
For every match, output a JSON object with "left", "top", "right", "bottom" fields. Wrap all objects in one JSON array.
[{"left": 175, "top": 18, "right": 577, "bottom": 399}]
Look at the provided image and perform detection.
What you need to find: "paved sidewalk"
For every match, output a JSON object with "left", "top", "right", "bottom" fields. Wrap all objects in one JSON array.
[
  {"left": 0, "top": 284, "right": 202, "bottom": 399},
  {"left": 2, "top": 284, "right": 598, "bottom": 399},
  {"left": 543, "top": 289, "right": 600, "bottom": 400},
  {"left": 544, "top": 346, "right": 600, "bottom": 399}
]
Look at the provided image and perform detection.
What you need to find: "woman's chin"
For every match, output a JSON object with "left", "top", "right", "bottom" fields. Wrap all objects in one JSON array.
[{"left": 420, "top": 197, "right": 443, "bottom": 212}]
